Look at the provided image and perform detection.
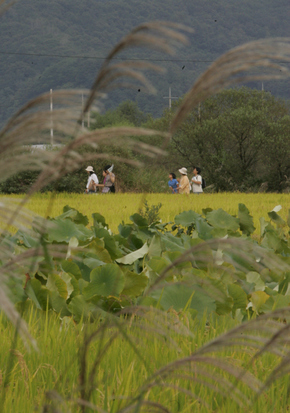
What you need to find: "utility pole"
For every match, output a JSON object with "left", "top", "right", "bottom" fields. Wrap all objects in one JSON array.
[
  {"left": 163, "top": 87, "right": 178, "bottom": 109},
  {"left": 50, "top": 89, "right": 54, "bottom": 146},
  {"left": 81, "top": 93, "right": 85, "bottom": 129},
  {"left": 87, "top": 111, "right": 90, "bottom": 129}
]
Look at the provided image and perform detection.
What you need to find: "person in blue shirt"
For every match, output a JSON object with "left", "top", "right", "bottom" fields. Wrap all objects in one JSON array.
[{"left": 168, "top": 172, "right": 179, "bottom": 194}]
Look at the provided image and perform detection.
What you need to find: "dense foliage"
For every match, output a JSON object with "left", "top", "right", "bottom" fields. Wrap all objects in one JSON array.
[
  {"left": 1, "top": 89, "right": 290, "bottom": 194},
  {"left": 166, "top": 88, "right": 290, "bottom": 192},
  {"left": 1, "top": 0, "right": 289, "bottom": 127},
  {"left": 6, "top": 203, "right": 290, "bottom": 322}
]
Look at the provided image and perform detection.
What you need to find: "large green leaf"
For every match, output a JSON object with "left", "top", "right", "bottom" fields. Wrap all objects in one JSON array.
[
  {"left": 60, "top": 205, "right": 89, "bottom": 226},
  {"left": 206, "top": 209, "right": 240, "bottom": 232},
  {"left": 6, "top": 276, "right": 27, "bottom": 304},
  {"left": 87, "top": 240, "right": 112, "bottom": 263},
  {"left": 153, "top": 284, "right": 216, "bottom": 318},
  {"left": 268, "top": 211, "right": 286, "bottom": 227},
  {"left": 189, "top": 285, "right": 216, "bottom": 317},
  {"left": 50, "top": 291, "right": 71, "bottom": 317},
  {"left": 116, "top": 242, "right": 149, "bottom": 265},
  {"left": 238, "top": 203, "right": 255, "bottom": 235},
  {"left": 61, "top": 260, "right": 82, "bottom": 280},
  {"left": 121, "top": 270, "right": 148, "bottom": 297},
  {"left": 174, "top": 210, "right": 201, "bottom": 227},
  {"left": 83, "top": 256, "right": 106, "bottom": 269},
  {"left": 130, "top": 213, "right": 148, "bottom": 227},
  {"left": 228, "top": 284, "right": 247, "bottom": 314},
  {"left": 59, "top": 272, "right": 75, "bottom": 298},
  {"left": 93, "top": 227, "right": 123, "bottom": 260},
  {"left": 260, "top": 294, "right": 290, "bottom": 313},
  {"left": 46, "top": 273, "right": 68, "bottom": 299},
  {"left": 147, "top": 235, "right": 162, "bottom": 258},
  {"left": 147, "top": 257, "right": 169, "bottom": 273},
  {"left": 155, "top": 284, "right": 195, "bottom": 312},
  {"left": 92, "top": 212, "right": 107, "bottom": 228},
  {"left": 250, "top": 291, "right": 269, "bottom": 313},
  {"left": 246, "top": 271, "right": 265, "bottom": 291},
  {"left": 161, "top": 233, "right": 185, "bottom": 252},
  {"left": 14, "top": 230, "right": 40, "bottom": 248},
  {"left": 215, "top": 296, "right": 233, "bottom": 315},
  {"left": 83, "top": 264, "right": 125, "bottom": 299},
  {"left": 26, "top": 278, "right": 50, "bottom": 310},
  {"left": 46, "top": 218, "right": 93, "bottom": 243},
  {"left": 261, "top": 230, "right": 290, "bottom": 254},
  {"left": 68, "top": 295, "right": 100, "bottom": 323},
  {"left": 195, "top": 217, "right": 213, "bottom": 240}
]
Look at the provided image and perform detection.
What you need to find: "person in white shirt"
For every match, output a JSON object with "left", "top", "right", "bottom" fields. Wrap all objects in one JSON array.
[
  {"left": 191, "top": 167, "right": 203, "bottom": 194},
  {"left": 85, "top": 166, "right": 99, "bottom": 193}
]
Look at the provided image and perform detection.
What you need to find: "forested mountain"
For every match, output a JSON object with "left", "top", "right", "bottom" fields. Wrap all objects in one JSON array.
[{"left": 0, "top": 0, "right": 289, "bottom": 126}]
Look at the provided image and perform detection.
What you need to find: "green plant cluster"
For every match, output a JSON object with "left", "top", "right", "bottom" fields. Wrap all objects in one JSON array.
[{"left": 5, "top": 202, "right": 290, "bottom": 322}]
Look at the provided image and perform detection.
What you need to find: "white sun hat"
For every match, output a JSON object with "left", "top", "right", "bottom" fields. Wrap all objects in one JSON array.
[
  {"left": 178, "top": 167, "right": 188, "bottom": 175},
  {"left": 85, "top": 166, "right": 94, "bottom": 172}
]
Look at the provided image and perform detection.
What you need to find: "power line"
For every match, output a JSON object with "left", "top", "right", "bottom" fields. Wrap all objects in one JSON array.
[
  {"left": 0, "top": 50, "right": 289, "bottom": 64},
  {"left": 0, "top": 50, "right": 214, "bottom": 62}
]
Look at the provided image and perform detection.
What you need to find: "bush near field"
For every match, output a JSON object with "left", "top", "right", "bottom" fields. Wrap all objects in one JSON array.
[{"left": 1, "top": 90, "right": 289, "bottom": 194}]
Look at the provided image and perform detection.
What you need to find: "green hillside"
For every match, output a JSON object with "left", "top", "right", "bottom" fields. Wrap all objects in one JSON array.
[{"left": 0, "top": 0, "right": 289, "bottom": 126}]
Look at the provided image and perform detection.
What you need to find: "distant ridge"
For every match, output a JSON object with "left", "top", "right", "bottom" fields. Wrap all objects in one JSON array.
[{"left": 0, "top": 0, "right": 289, "bottom": 126}]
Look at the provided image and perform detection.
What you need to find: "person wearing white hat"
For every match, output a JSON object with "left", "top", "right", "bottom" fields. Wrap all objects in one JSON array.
[
  {"left": 85, "top": 166, "right": 99, "bottom": 193},
  {"left": 178, "top": 167, "right": 190, "bottom": 194}
]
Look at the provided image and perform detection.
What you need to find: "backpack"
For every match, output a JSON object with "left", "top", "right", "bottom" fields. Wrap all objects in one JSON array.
[{"left": 202, "top": 177, "right": 206, "bottom": 189}]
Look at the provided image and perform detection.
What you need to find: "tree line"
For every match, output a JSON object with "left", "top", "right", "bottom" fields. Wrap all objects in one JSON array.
[{"left": 1, "top": 88, "right": 289, "bottom": 194}]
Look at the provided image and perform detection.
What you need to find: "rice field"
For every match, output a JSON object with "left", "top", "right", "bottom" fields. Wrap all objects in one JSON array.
[
  {"left": 2, "top": 192, "right": 290, "bottom": 235},
  {"left": 1, "top": 191, "right": 290, "bottom": 412},
  {"left": 1, "top": 305, "right": 289, "bottom": 413}
]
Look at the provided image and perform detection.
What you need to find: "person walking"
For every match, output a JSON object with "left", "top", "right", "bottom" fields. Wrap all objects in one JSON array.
[
  {"left": 191, "top": 167, "right": 203, "bottom": 194},
  {"left": 168, "top": 172, "right": 179, "bottom": 194},
  {"left": 96, "top": 165, "right": 116, "bottom": 193},
  {"left": 178, "top": 167, "right": 190, "bottom": 194},
  {"left": 85, "top": 166, "right": 99, "bottom": 193}
]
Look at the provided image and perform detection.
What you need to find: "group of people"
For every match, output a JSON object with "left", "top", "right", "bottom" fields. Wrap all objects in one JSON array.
[
  {"left": 85, "top": 165, "right": 115, "bottom": 194},
  {"left": 168, "top": 167, "right": 203, "bottom": 194}
]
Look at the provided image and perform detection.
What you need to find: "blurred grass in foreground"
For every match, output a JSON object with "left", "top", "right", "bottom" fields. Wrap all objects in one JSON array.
[{"left": 1, "top": 304, "right": 289, "bottom": 413}]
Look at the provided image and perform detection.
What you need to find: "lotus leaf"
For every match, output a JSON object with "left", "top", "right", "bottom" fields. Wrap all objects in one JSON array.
[
  {"left": 26, "top": 278, "right": 50, "bottom": 311},
  {"left": 228, "top": 284, "right": 247, "bottom": 314},
  {"left": 246, "top": 271, "right": 265, "bottom": 291},
  {"left": 116, "top": 242, "right": 149, "bottom": 265},
  {"left": 93, "top": 227, "right": 123, "bottom": 260},
  {"left": 250, "top": 291, "right": 269, "bottom": 312},
  {"left": 83, "top": 264, "right": 125, "bottom": 299},
  {"left": 130, "top": 213, "right": 148, "bottom": 227},
  {"left": 92, "top": 212, "right": 107, "bottom": 228},
  {"left": 174, "top": 210, "right": 201, "bottom": 227},
  {"left": 268, "top": 211, "right": 286, "bottom": 227},
  {"left": 121, "top": 270, "right": 148, "bottom": 297},
  {"left": 50, "top": 291, "right": 71, "bottom": 317},
  {"left": 46, "top": 273, "right": 68, "bottom": 299},
  {"left": 206, "top": 209, "right": 240, "bottom": 232},
  {"left": 195, "top": 217, "right": 213, "bottom": 240},
  {"left": 61, "top": 260, "right": 82, "bottom": 280},
  {"left": 238, "top": 203, "right": 255, "bottom": 235},
  {"left": 68, "top": 295, "right": 101, "bottom": 323},
  {"left": 46, "top": 218, "right": 93, "bottom": 243},
  {"left": 60, "top": 205, "right": 89, "bottom": 226}
]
